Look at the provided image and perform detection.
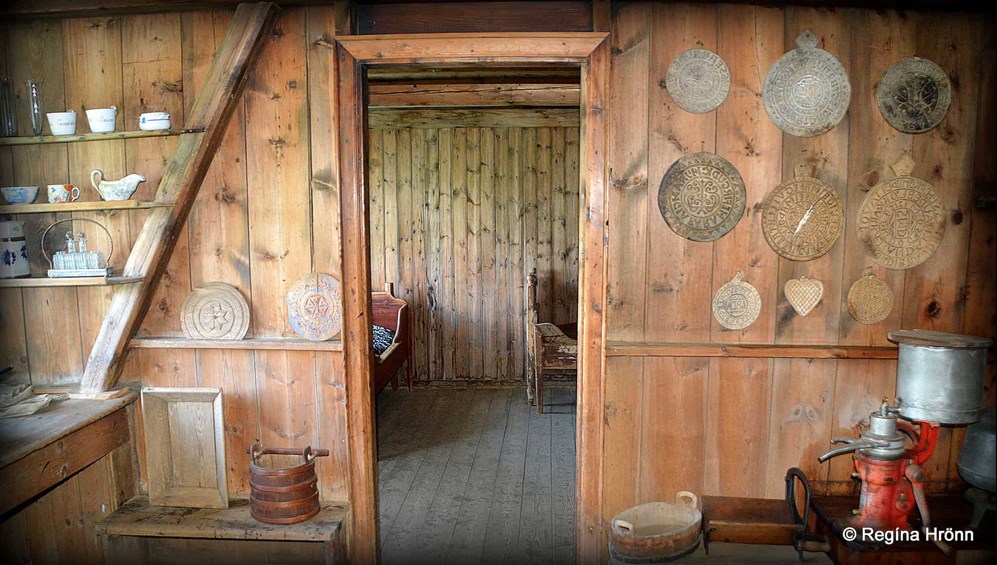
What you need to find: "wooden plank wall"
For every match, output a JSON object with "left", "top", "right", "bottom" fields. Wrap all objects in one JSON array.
[
  {"left": 601, "top": 2, "right": 996, "bottom": 545},
  {"left": 368, "top": 125, "right": 581, "bottom": 382},
  {"left": 0, "top": 6, "right": 351, "bottom": 503}
]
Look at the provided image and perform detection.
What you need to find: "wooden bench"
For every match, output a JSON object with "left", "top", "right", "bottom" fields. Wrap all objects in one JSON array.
[
  {"left": 371, "top": 282, "right": 412, "bottom": 393},
  {"left": 98, "top": 495, "right": 348, "bottom": 564},
  {"left": 526, "top": 269, "right": 577, "bottom": 413}
]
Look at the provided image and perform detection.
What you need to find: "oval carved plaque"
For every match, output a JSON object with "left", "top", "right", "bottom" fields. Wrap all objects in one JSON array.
[
  {"left": 857, "top": 154, "right": 945, "bottom": 270},
  {"left": 658, "top": 152, "right": 746, "bottom": 242},
  {"left": 762, "top": 165, "right": 844, "bottom": 261},
  {"left": 763, "top": 31, "right": 851, "bottom": 137},
  {"left": 876, "top": 57, "right": 951, "bottom": 134},
  {"left": 287, "top": 273, "right": 343, "bottom": 341},
  {"left": 666, "top": 48, "right": 731, "bottom": 114}
]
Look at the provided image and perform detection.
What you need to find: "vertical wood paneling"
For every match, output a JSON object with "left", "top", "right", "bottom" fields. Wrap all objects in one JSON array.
[
  {"left": 705, "top": 3, "right": 783, "bottom": 497},
  {"left": 368, "top": 126, "right": 581, "bottom": 382},
  {"left": 638, "top": 1, "right": 716, "bottom": 504},
  {"left": 601, "top": 0, "right": 649, "bottom": 526},
  {"left": 245, "top": 9, "right": 318, "bottom": 453}
]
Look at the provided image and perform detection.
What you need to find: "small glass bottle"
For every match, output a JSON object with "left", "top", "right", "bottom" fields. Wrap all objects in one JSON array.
[
  {"left": 24, "top": 80, "right": 43, "bottom": 136},
  {"left": 0, "top": 78, "right": 16, "bottom": 136}
]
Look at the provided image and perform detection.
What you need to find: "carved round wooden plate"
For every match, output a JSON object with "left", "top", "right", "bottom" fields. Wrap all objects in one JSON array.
[
  {"left": 857, "top": 154, "right": 946, "bottom": 270},
  {"left": 876, "top": 57, "right": 951, "bottom": 134},
  {"left": 712, "top": 272, "right": 761, "bottom": 330},
  {"left": 658, "top": 152, "right": 746, "bottom": 242},
  {"left": 181, "top": 282, "right": 250, "bottom": 340},
  {"left": 287, "top": 273, "right": 343, "bottom": 341},
  {"left": 763, "top": 31, "right": 851, "bottom": 137},
  {"left": 666, "top": 48, "right": 731, "bottom": 114},
  {"left": 762, "top": 166, "right": 844, "bottom": 261},
  {"left": 847, "top": 274, "right": 894, "bottom": 325}
]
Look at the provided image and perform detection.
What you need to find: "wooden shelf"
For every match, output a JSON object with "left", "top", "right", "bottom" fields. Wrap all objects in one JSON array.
[
  {"left": 0, "top": 276, "right": 143, "bottom": 288},
  {"left": 0, "top": 200, "right": 170, "bottom": 214},
  {"left": 0, "top": 128, "right": 203, "bottom": 146},
  {"left": 100, "top": 495, "right": 347, "bottom": 542},
  {"left": 129, "top": 337, "right": 344, "bottom": 352},
  {"left": 605, "top": 341, "right": 899, "bottom": 360}
]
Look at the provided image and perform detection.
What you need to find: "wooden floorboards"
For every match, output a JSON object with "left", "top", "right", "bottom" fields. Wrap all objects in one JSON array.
[{"left": 377, "top": 386, "right": 576, "bottom": 565}]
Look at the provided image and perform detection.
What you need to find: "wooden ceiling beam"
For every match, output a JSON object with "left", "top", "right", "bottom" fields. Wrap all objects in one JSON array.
[{"left": 368, "top": 82, "right": 580, "bottom": 107}]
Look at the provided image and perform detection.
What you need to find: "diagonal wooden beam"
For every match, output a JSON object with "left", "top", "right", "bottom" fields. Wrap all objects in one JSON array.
[{"left": 81, "top": 2, "right": 280, "bottom": 393}]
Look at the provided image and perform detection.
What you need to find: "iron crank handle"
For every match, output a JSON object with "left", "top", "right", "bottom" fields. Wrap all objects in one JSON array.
[
  {"left": 905, "top": 464, "right": 953, "bottom": 556},
  {"left": 817, "top": 439, "right": 889, "bottom": 462}
]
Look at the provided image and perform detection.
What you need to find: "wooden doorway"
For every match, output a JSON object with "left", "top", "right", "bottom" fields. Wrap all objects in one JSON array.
[{"left": 334, "top": 33, "right": 608, "bottom": 563}]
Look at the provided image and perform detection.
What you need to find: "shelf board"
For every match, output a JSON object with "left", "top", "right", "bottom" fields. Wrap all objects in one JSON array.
[
  {"left": 0, "top": 276, "right": 143, "bottom": 288},
  {"left": 605, "top": 341, "right": 899, "bottom": 360},
  {"left": 129, "top": 337, "right": 344, "bottom": 352},
  {"left": 0, "top": 128, "right": 203, "bottom": 146},
  {"left": 0, "top": 200, "right": 171, "bottom": 214}
]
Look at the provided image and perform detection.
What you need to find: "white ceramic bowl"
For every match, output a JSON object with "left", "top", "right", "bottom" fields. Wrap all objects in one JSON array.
[
  {"left": 85, "top": 106, "right": 117, "bottom": 133},
  {"left": 46, "top": 111, "right": 77, "bottom": 136},
  {"left": 1, "top": 186, "right": 39, "bottom": 205},
  {"left": 139, "top": 112, "right": 171, "bottom": 131}
]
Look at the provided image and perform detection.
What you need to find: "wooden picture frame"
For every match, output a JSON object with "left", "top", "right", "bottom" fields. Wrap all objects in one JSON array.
[
  {"left": 334, "top": 32, "right": 610, "bottom": 563},
  {"left": 141, "top": 387, "right": 228, "bottom": 509}
]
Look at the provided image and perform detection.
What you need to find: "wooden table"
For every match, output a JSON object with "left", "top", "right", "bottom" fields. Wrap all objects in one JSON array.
[
  {"left": 0, "top": 393, "right": 136, "bottom": 515},
  {"left": 99, "top": 495, "right": 349, "bottom": 564}
]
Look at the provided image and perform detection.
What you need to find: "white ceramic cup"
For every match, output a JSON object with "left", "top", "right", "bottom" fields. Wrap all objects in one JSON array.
[
  {"left": 85, "top": 106, "right": 117, "bottom": 133},
  {"left": 139, "top": 112, "right": 171, "bottom": 131},
  {"left": 46, "top": 110, "right": 77, "bottom": 136},
  {"left": 47, "top": 184, "right": 80, "bottom": 203}
]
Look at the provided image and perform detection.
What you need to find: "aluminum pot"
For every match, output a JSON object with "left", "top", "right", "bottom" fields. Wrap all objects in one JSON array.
[
  {"left": 889, "top": 330, "right": 992, "bottom": 424},
  {"left": 958, "top": 408, "right": 996, "bottom": 493}
]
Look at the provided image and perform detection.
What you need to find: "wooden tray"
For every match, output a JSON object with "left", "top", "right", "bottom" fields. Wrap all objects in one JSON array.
[{"left": 141, "top": 387, "right": 228, "bottom": 508}]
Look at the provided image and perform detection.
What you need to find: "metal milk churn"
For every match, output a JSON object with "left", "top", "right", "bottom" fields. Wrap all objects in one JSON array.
[
  {"left": 888, "top": 329, "right": 993, "bottom": 424},
  {"left": 0, "top": 220, "right": 30, "bottom": 279}
]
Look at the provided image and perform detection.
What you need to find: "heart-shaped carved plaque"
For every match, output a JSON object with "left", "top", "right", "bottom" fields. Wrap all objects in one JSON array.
[{"left": 784, "top": 276, "right": 824, "bottom": 317}]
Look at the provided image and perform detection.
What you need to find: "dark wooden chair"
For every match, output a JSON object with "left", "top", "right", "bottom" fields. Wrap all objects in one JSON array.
[
  {"left": 371, "top": 282, "right": 412, "bottom": 393},
  {"left": 526, "top": 269, "right": 577, "bottom": 413}
]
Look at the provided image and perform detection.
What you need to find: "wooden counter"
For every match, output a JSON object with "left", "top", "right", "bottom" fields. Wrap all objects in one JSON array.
[{"left": 0, "top": 393, "right": 136, "bottom": 515}]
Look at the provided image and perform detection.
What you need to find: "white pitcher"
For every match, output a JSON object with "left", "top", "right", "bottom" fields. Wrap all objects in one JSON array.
[{"left": 0, "top": 220, "right": 30, "bottom": 279}]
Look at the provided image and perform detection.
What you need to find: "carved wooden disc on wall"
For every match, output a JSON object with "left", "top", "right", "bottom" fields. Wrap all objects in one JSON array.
[
  {"left": 287, "top": 273, "right": 343, "bottom": 341},
  {"left": 763, "top": 31, "right": 851, "bottom": 137},
  {"left": 876, "top": 57, "right": 951, "bottom": 134},
  {"left": 658, "top": 152, "right": 746, "bottom": 242},
  {"left": 666, "top": 48, "right": 731, "bottom": 114},
  {"left": 784, "top": 276, "right": 824, "bottom": 317},
  {"left": 712, "top": 271, "right": 762, "bottom": 330},
  {"left": 847, "top": 274, "right": 894, "bottom": 325},
  {"left": 857, "top": 154, "right": 946, "bottom": 270},
  {"left": 181, "top": 282, "right": 250, "bottom": 340},
  {"left": 762, "top": 165, "right": 844, "bottom": 261}
]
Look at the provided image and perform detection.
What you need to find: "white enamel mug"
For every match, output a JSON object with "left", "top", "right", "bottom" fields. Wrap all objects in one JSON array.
[
  {"left": 85, "top": 106, "right": 117, "bottom": 133},
  {"left": 46, "top": 110, "right": 77, "bottom": 135}
]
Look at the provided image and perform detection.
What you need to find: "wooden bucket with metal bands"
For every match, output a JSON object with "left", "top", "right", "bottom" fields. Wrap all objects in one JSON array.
[{"left": 248, "top": 443, "right": 329, "bottom": 524}]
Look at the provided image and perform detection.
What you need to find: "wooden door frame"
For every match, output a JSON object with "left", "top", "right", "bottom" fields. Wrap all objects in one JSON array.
[{"left": 335, "top": 32, "right": 609, "bottom": 564}]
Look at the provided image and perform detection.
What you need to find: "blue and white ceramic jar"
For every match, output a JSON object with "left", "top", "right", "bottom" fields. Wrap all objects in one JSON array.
[{"left": 0, "top": 221, "right": 30, "bottom": 278}]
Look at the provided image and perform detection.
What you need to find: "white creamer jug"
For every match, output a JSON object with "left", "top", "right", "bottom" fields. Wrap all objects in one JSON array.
[{"left": 0, "top": 221, "right": 30, "bottom": 279}]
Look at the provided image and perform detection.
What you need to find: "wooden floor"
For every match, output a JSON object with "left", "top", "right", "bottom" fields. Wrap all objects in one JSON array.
[{"left": 376, "top": 386, "right": 576, "bottom": 565}]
